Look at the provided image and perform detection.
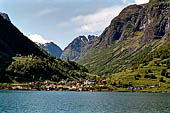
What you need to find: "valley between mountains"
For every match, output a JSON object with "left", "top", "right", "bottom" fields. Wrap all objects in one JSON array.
[{"left": 0, "top": 0, "right": 170, "bottom": 92}]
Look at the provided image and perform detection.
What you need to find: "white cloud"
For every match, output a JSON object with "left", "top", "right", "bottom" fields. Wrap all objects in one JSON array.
[
  {"left": 122, "top": 0, "right": 149, "bottom": 4},
  {"left": 28, "top": 34, "right": 49, "bottom": 44},
  {"left": 71, "top": 5, "right": 125, "bottom": 33},
  {"left": 38, "top": 8, "right": 57, "bottom": 16},
  {"left": 57, "top": 0, "right": 149, "bottom": 34},
  {"left": 121, "top": 0, "right": 127, "bottom": 4},
  {"left": 134, "top": 0, "right": 149, "bottom": 4},
  {"left": 28, "top": 34, "right": 59, "bottom": 45}
]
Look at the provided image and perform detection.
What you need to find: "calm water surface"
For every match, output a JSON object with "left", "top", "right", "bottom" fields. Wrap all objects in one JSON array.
[{"left": 0, "top": 90, "right": 170, "bottom": 113}]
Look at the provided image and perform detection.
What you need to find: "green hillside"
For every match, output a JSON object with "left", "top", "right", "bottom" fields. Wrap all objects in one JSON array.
[
  {"left": 5, "top": 56, "right": 88, "bottom": 83},
  {"left": 106, "top": 43, "right": 170, "bottom": 92}
]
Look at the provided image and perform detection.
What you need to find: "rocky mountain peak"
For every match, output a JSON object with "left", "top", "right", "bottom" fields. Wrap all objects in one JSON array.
[
  {"left": 0, "top": 12, "right": 10, "bottom": 22},
  {"left": 37, "top": 42, "right": 63, "bottom": 58},
  {"left": 60, "top": 35, "right": 97, "bottom": 61},
  {"left": 78, "top": 35, "right": 97, "bottom": 43}
]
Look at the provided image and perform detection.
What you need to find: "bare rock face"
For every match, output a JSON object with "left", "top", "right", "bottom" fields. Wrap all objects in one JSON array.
[
  {"left": 60, "top": 35, "right": 97, "bottom": 61},
  {"left": 0, "top": 13, "right": 10, "bottom": 22}
]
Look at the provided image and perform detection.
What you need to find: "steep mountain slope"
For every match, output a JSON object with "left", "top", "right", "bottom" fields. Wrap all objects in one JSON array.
[
  {"left": 61, "top": 35, "right": 97, "bottom": 61},
  {"left": 37, "top": 42, "right": 63, "bottom": 58},
  {"left": 0, "top": 13, "right": 49, "bottom": 73},
  {"left": 78, "top": 0, "right": 170, "bottom": 75},
  {"left": 0, "top": 13, "right": 48, "bottom": 58}
]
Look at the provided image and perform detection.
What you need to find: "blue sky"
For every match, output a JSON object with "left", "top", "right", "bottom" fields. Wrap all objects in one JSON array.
[{"left": 0, "top": 0, "right": 149, "bottom": 49}]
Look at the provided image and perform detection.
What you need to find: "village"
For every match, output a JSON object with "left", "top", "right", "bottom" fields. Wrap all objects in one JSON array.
[
  {"left": 0, "top": 80, "right": 110, "bottom": 92},
  {"left": 0, "top": 79, "right": 165, "bottom": 92}
]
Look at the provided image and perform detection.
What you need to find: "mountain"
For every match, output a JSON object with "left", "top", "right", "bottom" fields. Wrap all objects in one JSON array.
[
  {"left": 0, "top": 13, "right": 49, "bottom": 73},
  {"left": 37, "top": 42, "right": 63, "bottom": 58},
  {"left": 60, "top": 35, "right": 98, "bottom": 61},
  {"left": 0, "top": 12, "right": 10, "bottom": 22},
  {"left": 0, "top": 13, "right": 48, "bottom": 58},
  {"left": 78, "top": 0, "right": 170, "bottom": 75},
  {"left": 0, "top": 13, "right": 88, "bottom": 83}
]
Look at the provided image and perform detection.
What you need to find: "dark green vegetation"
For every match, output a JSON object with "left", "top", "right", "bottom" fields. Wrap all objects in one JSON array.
[
  {"left": 5, "top": 56, "right": 88, "bottom": 83},
  {"left": 0, "top": 51, "right": 13, "bottom": 83}
]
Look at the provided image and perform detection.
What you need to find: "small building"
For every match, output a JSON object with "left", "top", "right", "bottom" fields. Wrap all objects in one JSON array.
[
  {"left": 16, "top": 86, "right": 23, "bottom": 90},
  {"left": 99, "top": 80, "right": 107, "bottom": 84}
]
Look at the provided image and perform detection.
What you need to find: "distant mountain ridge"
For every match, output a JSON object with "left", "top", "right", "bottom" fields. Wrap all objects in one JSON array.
[
  {"left": 60, "top": 35, "right": 98, "bottom": 61},
  {"left": 37, "top": 42, "right": 63, "bottom": 58}
]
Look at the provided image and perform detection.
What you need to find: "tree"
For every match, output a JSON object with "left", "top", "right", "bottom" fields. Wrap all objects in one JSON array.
[{"left": 161, "top": 69, "right": 167, "bottom": 76}]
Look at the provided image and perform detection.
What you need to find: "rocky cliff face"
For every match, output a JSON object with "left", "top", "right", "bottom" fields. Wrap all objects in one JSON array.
[
  {"left": 78, "top": 0, "right": 170, "bottom": 74},
  {"left": 60, "top": 35, "right": 97, "bottom": 61},
  {"left": 37, "top": 42, "right": 63, "bottom": 58}
]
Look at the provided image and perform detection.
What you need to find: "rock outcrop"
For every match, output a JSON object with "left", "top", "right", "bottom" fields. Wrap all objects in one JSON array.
[
  {"left": 0, "top": 12, "right": 10, "bottom": 22},
  {"left": 61, "top": 35, "right": 97, "bottom": 61}
]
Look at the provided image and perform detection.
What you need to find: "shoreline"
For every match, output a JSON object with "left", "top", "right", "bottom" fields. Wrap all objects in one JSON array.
[{"left": 1, "top": 89, "right": 170, "bottom": 93}]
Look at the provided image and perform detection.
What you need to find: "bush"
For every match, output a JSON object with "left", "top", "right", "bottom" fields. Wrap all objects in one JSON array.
[
  {"left": 160, "top": 77, "right": 166, "bottom": 82},
  {"left": 161, "top": 69, "right": 167, "bottom": 76},
  {"left": 135, "top": 74, "right": 141, "bottom": 80},
  {"left": 148, "top": 69, "right": 152, "bottom": 73},
  {"left": 150, "top": 75, "right": 157, "bottom": 79},
  {"left": 51, "top": 75, "right": 59, "bottom": 82},
  {"left": 144, "top": 74, "right": 150, "bottom": 78}
]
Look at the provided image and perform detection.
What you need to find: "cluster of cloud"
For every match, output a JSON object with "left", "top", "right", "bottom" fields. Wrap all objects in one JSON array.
[
  {"left": 122, "top": 0, "right": 149, "bottom": 4},
  {"left": 134, "top": 0, "right": 149, "bottom": 4},
  {"left": 70, "top": 0, "right": 149, "bottom": 34},
  {"left": 28, "top": 34, "right": 49, "bottom": 44},
  {"left": 71, "top": 6, "right": 124, "bottom": 33},
  {"left": 38, "top": 8, "right": 57, "bottom": 16}
]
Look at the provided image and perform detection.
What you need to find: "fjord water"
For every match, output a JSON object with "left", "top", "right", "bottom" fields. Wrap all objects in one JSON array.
[{"left": 0, "top": 91, "right": 170, "bottom": 113}]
